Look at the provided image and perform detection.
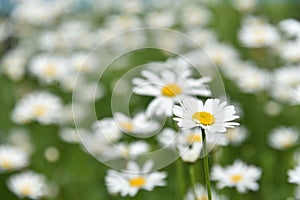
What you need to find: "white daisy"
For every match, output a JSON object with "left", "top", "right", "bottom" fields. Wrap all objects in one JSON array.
[
  {"left": 114, "top": 112, "right": 160, "bottom": 135},
  {"left": 177, "top": 143, "right": 202, "bottom": 163},
  {"left": 133, "top": 68, "right": 211, "bottom": 116},
  {"left": 268, "top": 127, "right": 299, "bottom": 150},
  {"left": 145, "top": 11, "right": 175, "bottom": 28},
  {"left": 59, "top": 127, "right": 86, "bottom": 144},
  {"left": 288, "top": 165, "right": 300, "bottom": 185},
  {"left": 293, "top": 86, "right": 300, "bottom": 104},
  {"left": 185, "top": 183, "right": 227, "bottom": 200},
  {"left": 180, "top": 4, "right": 211, "bottom": 28},
  {"left": 211, "top": 160, "right": 262, "bottom": 193},
  {"left": 0, "top": 145, "right": 29, "bottom": 172},
  {"left": 278, "top": 41, "right": 300, "bottom": 63},
  {"left": 11, "top": 91, "right": 63, "bottom": 125},
  {"left": 105, "top": 160, "right": 167, "bottom": 197},
  {"left": 232, "top": 0, "right": 257, "bottom": 12},
  {"left": 279, "top": 18, "right": 300, "bottom": 38},
  {"left": 29, "top": 54, "right": 68, "bottom": 84},
  {"left": 238, "top": 17, "right": 279, "bottom": 48},
  {"left": 69, "top": 52, "right": 97, "bottom": 74},
  {"left": 7, "top": 171, "right": 49, "bottom": 199},
  {"left": 91, "top": 118, "right": 122, "bottom": 143},
  {"left": 102, "top": 141, "right": 150, "bottom": 160},
  {"left": 156, "top": 128, "right": 177, "bottom": 148},
  {"left": 173, "top": 98, "right": 239, "bottom": 133},
  {"left": 222, "top": 126, "right": 248, "bottom": 146}
]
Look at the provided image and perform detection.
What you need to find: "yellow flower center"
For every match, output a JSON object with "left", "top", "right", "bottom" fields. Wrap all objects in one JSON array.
[
  {"left": 192, "top": 112, "right": 215, "bottom": 126},
  {"left": 34, "top": 105, "right": 47, "bottom": 117},
  {"left": 0, "top": 158, "right": 12, "bottom": 170},
  {"left": 187, "top": 133, "right": 202, "bottom": 143},
  {"left": 119, "top": 122, "right": 134, "bottom": 132},
  {"left": 43, "top": 64, "right": 57, "bottom": 78},
  {"left": 197, "top": 196, "right": 208, "bottom": 200},
  {"left": 231, "top": 174, "right": 243, "bottom": 183},
  {"left": 129, "top": 177, "right": 146, "bottom": 188},
  {"left": 20, "top": 185, "right": 32, "bottom": 196},
  {"left": 161, "top": 84, "right": 182, "bottom": 97}
]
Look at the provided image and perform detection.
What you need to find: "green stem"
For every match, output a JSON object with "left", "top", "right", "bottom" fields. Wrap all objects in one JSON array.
[
  {"left": 201, "top": 128, "right": 212, "bottom": 200},
  {"left": 176, "top": 159, "right": 185, "bottom": 200},
  {"left": 189, "top": 164, "right": 198, "bottom": 199}
]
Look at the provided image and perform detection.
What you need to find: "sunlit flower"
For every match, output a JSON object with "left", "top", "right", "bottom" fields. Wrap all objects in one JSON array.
[
  {"left": 173, "top": 98, "right": 239, "bottom": 132},
  {"left": 268, "top": 127, "right": 299, "bottom": 150},
  {"left": 133, "top": 69, "right": 211, "bottom": 116},
  {"left": 7, "top": 171, "right": 49, "bottom": 199},
  {"left": 105, "top": 160, "right": 167, "bottom": 197},
  {"left": 114, "top": 112, "right": 160, "bottom": 135},
  {"left": 211, "top": 160, "right": 262, "bottom": 193},
  {"left": 185, "top": 183, "right": 227, "bottom": 200},
  {"left": 0, "top": 145, "right": 29, "bottom": 172},
  {"left": 288, "top": 165, "right": 300, "bottom": 185},
  {"left": 11, "top": 91, "right": 63, "bottom": 125}
]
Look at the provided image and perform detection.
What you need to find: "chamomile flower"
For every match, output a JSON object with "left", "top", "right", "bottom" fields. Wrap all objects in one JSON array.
[
  {"left": 180, "top": 4, "right": 211, "bottom": 28},
  {"left": 7, "top": 171, "right": 49, "bottom": 199},
  {"left": 268, "top": 127, "right": 299, "bottom": 150},
  {"left": 288, "top": 165, "right": 300, "bottom": 185},
  {"left": 185, "top": 183, "right": 227, "bottom": 200},
  {"left": 222, "top": 126, "right": 248, "bottom": 146},
  {"left": 0, "top": 145, "right": 29, "bottom": 172},
  {"left": 211, "top": 160, "right": 262, "bottom": 193},
  {"left": 156, "top": 128, "right": 177, "bottom": 148},
  {"left": 173, "top": 98, "right": 239, "bottom": 133},
  {"left": 105, "top": 160, "right": 167, "bottom": 197},
  {"left": 232, "top": 0, "right": 257, "bottom": 12},
  {"left": 114, "top": 112, "right": 160, "bottom": 135},
  {"left": 177, "top": 143, "right": 202, "bottom": 163},
  {"left": 238, "top": 17, "right": 279, "bottom": 48},
  {"left": 279, "top": 18, "right": 300, "bottom": 38},
  {"left": 11, "top": 91, "right": 63, "bottom": 125},
  {"left": 102, "top": 141, "right": 150, "bottom": 160},
  {"left": 133, "top": 69, "right": 211, "bottom": 116},
  {"left": 29, "top": 54, "right": 68, "bottom": 84},
  {"left": 91, "top": 118, "right": 122, "bottom": 142}
]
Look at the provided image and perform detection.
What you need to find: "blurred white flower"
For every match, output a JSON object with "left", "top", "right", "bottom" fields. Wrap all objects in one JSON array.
[
  {"left": 185, "top": 183, "right": 227, "bottom": 200},
  {"left": 211, "top": 160, "right": 262, "bottom": 193},
  {"left": 270, "top": 65, "right": 300, "bottom": 103},
  {"left": 44, "top": 146, "right": 60, "bottom": 163},
  {"left": 173, "top": 98, "right": 239, "bottom": 132},
  {"left": 69, "top": 52, "right": 98, "bottom": 74},
  {"left": 293, "top": 86, "right": 300, "bottom": 104},
  {"left": 178, "top": 143, "right": 202, "bottom": 163},
  {"left": 11, "top": 91, "right": 63, "bottom": 125},
  {"left": 29, "top": 54, "right": 68, "bottom": 84},
  {"left": 7, "top": 171, "right": 49, "bottom": 199},
  {"left": 119, "top": 0, "right": 144, "bottom": 14},
  {"left": 278, "top": 41, "right": 300, "bottom": 63},
  {"left": 8, "top": 128, "right": 34, "bottom": 154},
  {"left": 114, "top": 112, "right": 160, "bottom": 135},
  {"left": 105, "top": 15, "right": 142, "bottom": 31},
  {"left": 263, "top": 100, "right": 282, "bottom": 116},
  {"left": 232, "top": 0, "right": 257, "bottom": 12},
  {"left": 288, "top": 165, "right": 300, "bottom": 185},
  {"left": 1, "top": 48, "right": 28, "bottom": 81},
  {"left": 222, "top": 126, "right": 248, "bottom": 146},
  {"left": 279, "top": 18, "right": 300, "bottom": 39},
  {"left": 105, "top": 160, "right": 167, "bottom": 197},
  {"left": 59, "top": 127, "right": 85, "bottom": 144},
  {"left": 239, "top": 17, "right": 279, "bottom": 48},
  {"left": 205, "top": 43, "right": 239, "bottom": 66},
  {"left": 146, "top": 11, "right": 175, "bottom": 28},
  {"left": 12, "top": 0, "right": 71, "bottom": 25},
  {"left": 0, "top": 145, "right": 29, "bottom": 172},
  {"left": 133, "top": 69, "right": 211, "bottom": 116},
  {"left": 187, "top": 28, "right": 217, "bottom": 46},
  {"left": 156, "top": 128, "right": 177, "bottom": 148},
  {"left": 268, "top": 127, "right": 299, "bottom": 150},
  {"left": 91, "top": 118, "right": 122, "bottom": 143},
  {"left": 103, "top": 141, "right": 150, "bottom": 160},
  {"left": 180, "top": 4, "right": 211, "bottom": 27}
]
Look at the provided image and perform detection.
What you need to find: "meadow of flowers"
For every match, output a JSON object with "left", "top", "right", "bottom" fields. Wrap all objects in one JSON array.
[{"left": 0, "top": 0, "right": 300, "bottom": 200}]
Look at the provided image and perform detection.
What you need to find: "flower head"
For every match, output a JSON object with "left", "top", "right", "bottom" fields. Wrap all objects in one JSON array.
[
  {"left": 211, "top": 160, "right": 262, "bottom": 193},
  {"left": 268, "top": 127, "right": 299, "bottom": 150},
  {"left": 173, "top": 98, "right": 239, "bottom": 133},
  {"left": 105, "top": 160, "right": 167, "bottom": 197},
  {"left": 0, "top": 145, "right": 29, "bottom": 172}
]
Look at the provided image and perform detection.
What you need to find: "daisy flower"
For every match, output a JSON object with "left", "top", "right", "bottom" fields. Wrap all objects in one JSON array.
[
  {"left": 114, "top": 112, "right": 160, "bottom": 135},
  {"left": 11, "top": 91, "right": 63, "bottom": 125},
  {"left": 133, "top": 68, "right": 211, "bottom": 116},
  {"left": 293, "top": 86, "right": 300, "bottom": 104},
  {"left": 173, "top": 97, "right": 239, "bottom": 133},
  {"left": 177, "top": 143, "right": 202, "bottom": 163},
  {"left": 91, "top": 118, "right": 122, "bottom": 143},
  {"left": 29, "top": 54, "right": 68, "bottom": 84},
  {"left": 0, "top": 145, "right": 29, "bottom": 172},
  {"left": 211, "top": 160, "right": 262, "bottom": 193},
  {"left": 185, "top": 183, "right": 227, "bottom": 200},
  {"left": 268, "top": 127, "right": 299, "bottom": 150},
  {"left": 222, "top": 126, "right": 248, "bottom": 146},
  {"left": 105, "top": 160, "right": 167, "bottom": 197},
  {"left": 7, "top": 171, "right": 49, "bottom": 199},
  {"left": 279, "top": 18, "right": 300, "bottom": 38},
  {"left": 288, "top": 165, "right": 300, "bottom": 185}
]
